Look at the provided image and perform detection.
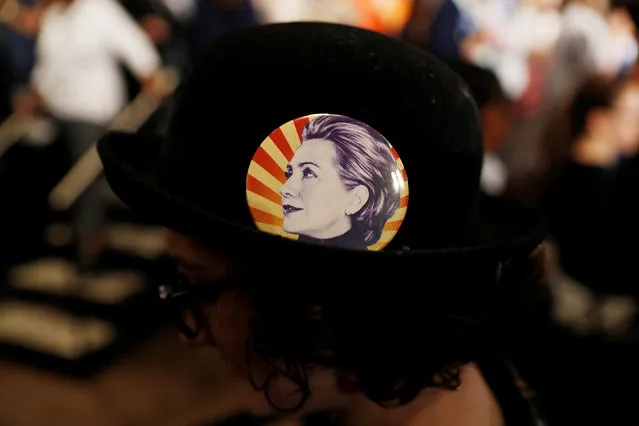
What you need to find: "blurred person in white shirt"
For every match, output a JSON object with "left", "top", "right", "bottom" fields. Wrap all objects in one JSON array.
[
  {"left": 12, "top": 0, "right": 165, "bottom": 267},
  {"left": 15, "top": 0, "right": 164, "bottom": 126}
]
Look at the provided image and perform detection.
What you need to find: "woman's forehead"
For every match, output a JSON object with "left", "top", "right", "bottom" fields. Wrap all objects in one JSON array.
[
  {"left": 291, "top": 139, "right": 336, "bottom": 165},
  {"left": 165, "top": 230, "right": 234, "bottom": 269}
]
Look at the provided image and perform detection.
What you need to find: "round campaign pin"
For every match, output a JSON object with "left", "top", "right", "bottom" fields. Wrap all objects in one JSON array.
[{"left": 245, "top": 114, "right": 409, "bottom": 251}]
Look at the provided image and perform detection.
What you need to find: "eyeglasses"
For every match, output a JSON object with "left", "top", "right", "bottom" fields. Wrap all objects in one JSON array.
[{"left": 158, "top": 269, "right": 240, "bottom": 340}]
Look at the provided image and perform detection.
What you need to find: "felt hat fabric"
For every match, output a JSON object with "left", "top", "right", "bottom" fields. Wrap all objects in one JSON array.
[{"left": 98, "top": 22, "right": 545, "bottom": 273}]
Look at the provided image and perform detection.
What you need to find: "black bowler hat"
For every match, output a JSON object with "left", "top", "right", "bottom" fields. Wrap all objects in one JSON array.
[{"left": 98, "top": 22, "right": 545, "bottom": 269}]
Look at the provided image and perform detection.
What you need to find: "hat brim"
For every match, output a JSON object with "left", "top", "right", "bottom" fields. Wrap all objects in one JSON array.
[{"left": 98, "top": 132, "right": 546, "bottom": 268}]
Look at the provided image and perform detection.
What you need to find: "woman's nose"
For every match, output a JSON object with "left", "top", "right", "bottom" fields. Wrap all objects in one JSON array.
[{"left": 280, "top": 177, "right": 297, "bottom": 198}]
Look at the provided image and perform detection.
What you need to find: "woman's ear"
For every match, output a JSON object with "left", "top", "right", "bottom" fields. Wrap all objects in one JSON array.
[{"left": 346, "top": 185, "right": 370, "bottom": 216}]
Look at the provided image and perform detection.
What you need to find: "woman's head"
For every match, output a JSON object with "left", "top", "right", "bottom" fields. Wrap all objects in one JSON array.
[
  {"left": 164, "top": 228, "right": 549, "bottom": 414},
  {"left": 569, "top": 78, "right": 618, "bottom": 140},
  {"left": 279, "top": 115, "right": 401, "bottom": 246},
  {"left": 569, "top": 78, "right": 639, "bottom": 153},
  {"left": 536, "top": 76, "right": 639, "bottom": 202}
]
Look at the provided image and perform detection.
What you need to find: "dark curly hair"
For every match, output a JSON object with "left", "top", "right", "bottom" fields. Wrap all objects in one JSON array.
[{"left": 241, "top": 244, "right": 550, "bottom": 412}]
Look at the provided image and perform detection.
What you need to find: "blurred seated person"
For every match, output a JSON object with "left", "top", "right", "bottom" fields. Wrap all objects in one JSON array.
[
  {"left": 12, "top": 0, "right": 166, "bottom": 267},
  {"left": 502, "top": 0, "right": 636, "bottom": 207},
  {"left": 544, "top": 76, "right": 639, "bottom": 295}
]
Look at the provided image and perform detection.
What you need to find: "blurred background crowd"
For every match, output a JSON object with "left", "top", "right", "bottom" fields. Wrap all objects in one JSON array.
[{"left": 1, "top": 0, "right": 639, "bottom": 425}]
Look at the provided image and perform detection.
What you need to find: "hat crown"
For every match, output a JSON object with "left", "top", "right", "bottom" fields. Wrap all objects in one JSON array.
[{"left": 158, "top": 22, "right": 484, "bottom": 250}]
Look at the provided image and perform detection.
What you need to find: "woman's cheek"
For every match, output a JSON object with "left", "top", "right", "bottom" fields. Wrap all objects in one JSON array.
[{"left": 207, "top": 291, "right": 254, "bottom": 363}]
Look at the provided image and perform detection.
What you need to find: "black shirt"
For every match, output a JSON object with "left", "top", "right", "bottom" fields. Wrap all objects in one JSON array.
[{"left": 545, "top": 156, "right": 639, "bottom": 295}]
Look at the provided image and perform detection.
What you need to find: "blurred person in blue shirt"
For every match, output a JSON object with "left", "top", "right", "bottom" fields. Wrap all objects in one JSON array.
[
  {"left": 186, "top": 0, "right": 257, "bottom": 62},
  {"left": 424, "top": 0, "right": 474, "bottom": 61},
  {"left": 0, "top": 0, "right": 40, "bottom": 104}
]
